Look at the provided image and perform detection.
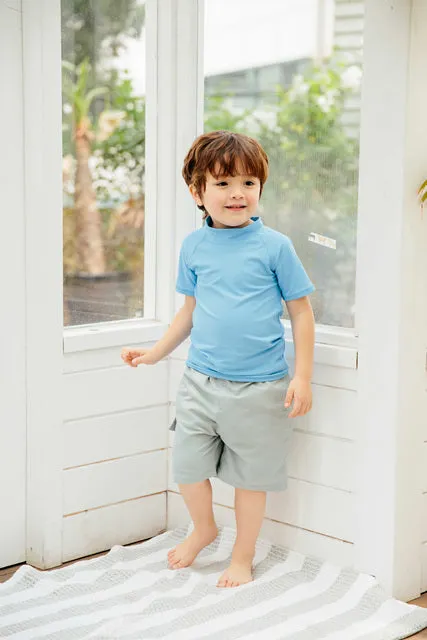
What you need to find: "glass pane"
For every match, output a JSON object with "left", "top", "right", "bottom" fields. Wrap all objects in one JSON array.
[
  {"left": 61, "top": 0, "right": 146, "bottom": 326},
  {"left": 204, "top": 0, "right": 364, "bottom": 328}
]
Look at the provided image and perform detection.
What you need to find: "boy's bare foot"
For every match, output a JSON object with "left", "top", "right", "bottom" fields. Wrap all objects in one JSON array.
[
  {"left": 217, "top": 554, "right": 253, "bottom": 588},
  {"left": 168, "top": 526, "right": 218, "bottom": 570}
]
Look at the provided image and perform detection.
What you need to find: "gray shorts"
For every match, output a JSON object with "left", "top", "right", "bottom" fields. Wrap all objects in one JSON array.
[{"left": 171, "top": 366, "right": 294, "bottom": 492}]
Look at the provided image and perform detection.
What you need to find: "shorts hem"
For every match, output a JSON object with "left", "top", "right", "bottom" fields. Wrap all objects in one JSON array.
[
  {"left": 172, "top": 473, "right": 217, "bottom": 485},
  {"left": 217, "top": 471, "right": 288, "bottom": 493}
]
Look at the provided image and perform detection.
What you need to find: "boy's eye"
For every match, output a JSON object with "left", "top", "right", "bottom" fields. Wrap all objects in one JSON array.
[
  {"left": 216, "top": 181, "right": 228, "bottom": 187},
  {"left": 245, "top": 180, "right": 256, "bottom": 186}
]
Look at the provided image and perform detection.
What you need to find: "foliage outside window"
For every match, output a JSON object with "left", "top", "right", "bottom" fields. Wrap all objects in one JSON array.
[
  {"left": 204, "top": 58, "right": 362, "bottom": 328},
  {"left": 204, "top": 0, "right": 364, "bottom": 329},
  {"left": 62, "top": 0, "right": 362, "bottom": 329},
  {"left": 61, "top": 0, "right": 146, "bottom": 327}
]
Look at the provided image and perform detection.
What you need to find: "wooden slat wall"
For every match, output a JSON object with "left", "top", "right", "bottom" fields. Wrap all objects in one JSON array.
[
  {"left": 334, "top": 0, "right": 364, "bottom": 135},
  {"left": 334, "top": 0, "right": 364, "bottom": 51},
  {"left": 62, "top": 344, "right": 169, "bottom": 562},
  {"left": 63, "top": 494, "right": 166, "bottom": 563}
]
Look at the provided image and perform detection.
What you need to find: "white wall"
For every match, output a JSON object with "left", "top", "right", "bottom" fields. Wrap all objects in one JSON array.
[
  {"left": 61, "top": 342, "right": 169, "bottom": 562},
  {"left": 0, "top": 0, "right": 27, "bottom": 568}
]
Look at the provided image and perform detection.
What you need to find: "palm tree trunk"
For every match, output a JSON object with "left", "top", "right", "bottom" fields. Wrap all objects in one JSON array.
[{"left": 74, "top": 123, "right": 106, "bottom": 274}]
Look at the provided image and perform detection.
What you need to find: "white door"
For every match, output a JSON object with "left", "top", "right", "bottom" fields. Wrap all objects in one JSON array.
[{"left": 0, "top": 0, "right": 27, "bottom": 568}]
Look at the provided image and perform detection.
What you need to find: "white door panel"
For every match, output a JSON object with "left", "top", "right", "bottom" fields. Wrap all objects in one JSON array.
[{"left": 0, "top": 0, "right": 26, "bottom": 568}]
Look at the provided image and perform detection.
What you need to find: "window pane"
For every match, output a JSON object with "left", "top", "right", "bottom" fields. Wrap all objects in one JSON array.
[
  {"left": 204, "top": 0, "right": 364, "bottom": 328},
  {"left": 61, "top": 0, "right": 146, "bottom": 327}
]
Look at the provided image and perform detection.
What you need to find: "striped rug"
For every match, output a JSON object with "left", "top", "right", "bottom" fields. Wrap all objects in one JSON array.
[{"left": 1, "top": 526, "right": 427, "bottom": 639}]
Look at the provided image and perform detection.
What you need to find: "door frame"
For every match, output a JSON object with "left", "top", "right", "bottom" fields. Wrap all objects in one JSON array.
[
  {"left": 23, "top": 0, "right": 64, "bottom": 569},
  {"left": 0, "top": 0, "right": 27, "bottom": 569}
]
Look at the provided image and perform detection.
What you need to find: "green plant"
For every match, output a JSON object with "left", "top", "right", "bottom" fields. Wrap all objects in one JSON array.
[
  {"left": 62, "top": 58, "right": 109, "bottom": 275},
  {"left": 62, "top": 64, "right": 146, "bottom": 276},
  {"left": 61, "top": 0, "right": 147, "bottom": 279},
  {"left": 203, "top": 58, "right": 361, "bottom": 326},
  {"left": 95, "top": 72, "right": 145, "bottom": 203},
  {"left": 205, "top": 95, "right": 252, "bottom": 133},
  {"left": 256, "top": 60, "right": 360, "bottom": 327},
  {"left": 258, "top": 60, "right": 358, "bottom": 212}
]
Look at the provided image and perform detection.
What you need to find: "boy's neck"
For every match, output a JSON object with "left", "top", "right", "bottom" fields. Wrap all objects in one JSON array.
[{"left": 209, "top": 217, "right": 253, "bottom": 230}]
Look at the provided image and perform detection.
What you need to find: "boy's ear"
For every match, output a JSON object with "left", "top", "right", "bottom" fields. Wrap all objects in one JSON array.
[{"left": 189, "top": 184, "right": 203, "bottom": 207}]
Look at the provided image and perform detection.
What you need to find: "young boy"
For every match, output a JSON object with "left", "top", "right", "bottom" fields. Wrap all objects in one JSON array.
[{"left": 121, "top": 130, "right": 315, "bottom": 589}]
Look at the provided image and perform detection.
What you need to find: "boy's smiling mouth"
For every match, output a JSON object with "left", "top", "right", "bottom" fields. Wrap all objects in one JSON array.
[{"left": 225, "top": 205, "right": 246, "bottom": 210}]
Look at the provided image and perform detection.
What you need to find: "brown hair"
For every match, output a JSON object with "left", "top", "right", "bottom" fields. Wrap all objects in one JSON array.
[{"left": 182, "top": 130, "right": 269, "bottom": 216}]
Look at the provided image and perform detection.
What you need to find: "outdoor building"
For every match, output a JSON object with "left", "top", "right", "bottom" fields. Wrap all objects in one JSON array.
[{"left": 1, "top": 0, "right": 427, "bottom": 628}]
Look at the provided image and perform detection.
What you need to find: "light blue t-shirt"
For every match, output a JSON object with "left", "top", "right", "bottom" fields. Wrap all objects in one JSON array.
[{"left": 176, "top": 216, "right": 314, "bottom": 382}]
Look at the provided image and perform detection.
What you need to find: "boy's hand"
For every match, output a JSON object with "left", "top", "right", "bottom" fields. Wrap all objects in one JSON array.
[
  {"left": 121, "top": 347, "right": 160, "bottom": 367},
  {"left": 284, "top": 376, "right": 312, "bottom": 418}
]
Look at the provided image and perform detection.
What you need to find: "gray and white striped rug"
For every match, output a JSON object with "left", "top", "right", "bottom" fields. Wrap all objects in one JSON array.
[{"left": 1, "top": 526, "right": 427, "bottom": 639}]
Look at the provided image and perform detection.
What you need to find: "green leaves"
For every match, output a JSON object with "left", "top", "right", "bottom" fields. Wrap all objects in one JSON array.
[
  {"left": 95, "top": 72, "right": 146, "bottom": 201},
  {"left": 203, "top": 57, "right": 360, "bottom": 218},
  {"left": 62, "top": 59, "right": 108, "bottom": 123}
]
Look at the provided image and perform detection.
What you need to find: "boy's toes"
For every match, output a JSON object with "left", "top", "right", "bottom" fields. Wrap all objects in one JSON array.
[
  {"left": 217, "top": 562, "right": 252, "bottom": 588},
  {"left": 218, "top": 576, "right": 231, "bottom": 588},
  {"left": 167, "top": 548, "right": 176, "bottom": 562}
]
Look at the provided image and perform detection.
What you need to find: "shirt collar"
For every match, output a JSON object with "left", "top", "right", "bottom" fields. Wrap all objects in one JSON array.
[{"left": 204, "top": 216, "right": 263, "bottom": 242}]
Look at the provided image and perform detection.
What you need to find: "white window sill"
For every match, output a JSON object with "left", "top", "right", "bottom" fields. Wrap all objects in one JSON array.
[
  {"left": 63, "top": 319, "right": 168, "bottom": 354},
  {"left": 282, "top": 320, "right": 358, "bottom": 349},
  {"left": 283, "top": 320, "right": 358, "bottom": 369},
  {"left": 63, "top": 318, "right": 358, "bottom": 361}
]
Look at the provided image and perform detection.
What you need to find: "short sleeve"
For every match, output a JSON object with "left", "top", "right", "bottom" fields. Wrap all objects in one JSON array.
[
  {"left": 176, "top": 243, "right": 197, "bottom": 296},
  {"left": 274, "top": 237, "right": 315, "bottom": 301}
]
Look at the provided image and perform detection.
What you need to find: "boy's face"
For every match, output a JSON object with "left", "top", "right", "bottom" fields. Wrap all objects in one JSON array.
[{"left": 190, "top": 165, "right": 261, "bottom": 229}]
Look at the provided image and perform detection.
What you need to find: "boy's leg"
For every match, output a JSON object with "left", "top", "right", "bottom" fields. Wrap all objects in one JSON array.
[
  {"left": 217, "top": 488, "right": 266, "bottom": 588},
  {"left": 168, "top": 479, "right": 218, "bottom": 569}
]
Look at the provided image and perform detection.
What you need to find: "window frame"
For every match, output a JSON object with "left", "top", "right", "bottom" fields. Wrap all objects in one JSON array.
[
  {"left": 61, "top": 0, "right": 359, "bottom": 353},
  {"left": 63, "top": 0, "right": 169, "bottom": 352},
  {"left": 198, "top": 0, "right": 360, "bottom": 348}
]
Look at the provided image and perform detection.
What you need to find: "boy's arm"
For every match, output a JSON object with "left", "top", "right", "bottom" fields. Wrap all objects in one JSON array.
[
  {"left": 284, "top": 296, "right": 315, "bottom": 417},
  {"left": 126, "top": 296, "right": 196, "bottom": 366},
  {"left": 152, "top": 295, "right": 196, "bottom": 359}
]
